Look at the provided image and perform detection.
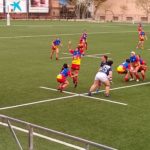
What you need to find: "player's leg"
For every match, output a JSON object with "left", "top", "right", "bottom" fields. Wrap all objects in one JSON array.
[
  {"left": 136, "top": 41, "right": 141, "bottom": 49},
  {"left": 141, "top": 41, "right": 144, "bottom": 50},
  {"left": 73, "top": 70, "right": 79, "bottom": 88},
  {"left": 103, "top": 80, "right": 110, "bottom": 97},
  {"left": 134, "top": 66, "right": 140, "bottom": 82},
  {"left": 61, "top": 80, "right": 69, "bottom": 91},
  {"left": 50, "top": 49, "right": 55, "bottom": 59},
  {"left": 88, "top": 80, "right": 100, "bottom": 96},
  {"left": 124, "top": 72, "right": 129, "bottom": 81},
  {"left": 55, "top": 48, "right": 59, "bottom": 60}
]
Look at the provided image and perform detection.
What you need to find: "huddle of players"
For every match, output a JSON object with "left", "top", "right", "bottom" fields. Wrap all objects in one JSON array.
[
  {"left": 56, "top": 32, "right": 87, "bottom": 92},
  {"left": 117, "top": 51, "right": 147, "bottom": 82}
]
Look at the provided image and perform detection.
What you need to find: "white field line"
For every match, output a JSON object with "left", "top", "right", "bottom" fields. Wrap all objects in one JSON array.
[
  {"left": 62, "top": 52, "right": 111, "bottom": 56},
  {"left": 80, "top": 94, "right": 127, "bottom": 106},
  {"left": 40, "top": 87, "right": 127, "bottom": 106},
  {"left": 40, "top": 86, "right": 78, "bottom": 95},
  {"left": 1, "top": 82, "right": 148, "bottom": 111},
  {"left": 83, "top": 82, "right": 150, "bottom": 95},
  {"left": 0, "top": 122, "right": 85, "bottom": 150},
  {"left": 0, "top": 31, "right": 137, "bottom": 39},
  {"left": 0, "top": 95, "right": 78, "bottom": 111},
  {"left": 59, "top": 56, "right": 72, "bottom": 59}
]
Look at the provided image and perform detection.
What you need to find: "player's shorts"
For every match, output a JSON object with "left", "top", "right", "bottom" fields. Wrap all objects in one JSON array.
[
  {"left": 95, "top": 72, "right": 108, "bottom": 83},
  {"left": 52, "top": 45, "right": 58, "bottom": 51},
  {"left": 138, "top": 66, "right": 147, "bottom": 72},
  {"left": 56, "top": 74, "right": 66, "bottom": 83},
  {"left": 139, "top": 38, "right": 144, "bottom": 42},
  {"left": 71, "top": 64, "right": 80, "bottom": 70}
]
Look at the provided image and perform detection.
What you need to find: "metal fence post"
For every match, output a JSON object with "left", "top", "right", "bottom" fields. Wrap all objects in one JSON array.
[
  {"left": 29, "top": 126, "right": 33, "bottom": 150},
  {"left": 7, "top": 120, "right": 23, "bottom": 150}
]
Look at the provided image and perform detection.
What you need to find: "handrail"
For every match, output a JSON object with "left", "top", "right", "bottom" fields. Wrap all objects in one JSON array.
[{"left": 0, "top": 114, "right": 118, "bottom": 150}]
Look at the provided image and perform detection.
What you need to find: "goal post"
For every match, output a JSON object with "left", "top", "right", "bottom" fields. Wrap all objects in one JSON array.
[{"left": 6, "top": 4, "right": 10, "bottom": 26}]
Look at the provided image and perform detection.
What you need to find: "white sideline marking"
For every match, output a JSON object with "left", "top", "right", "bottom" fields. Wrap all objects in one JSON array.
[
  {"left": 0, "top": 95, "right": 78, "bottom": 111},
  {"left": 0, "top": 31, "right": 136, "bottom": 39},
  {"left": 61, "top": 53, "right": 111, "bottom": 59},
  {"left": 0, "top": 122, "right": 85, "bottom": 150},
  {"left": 40, "top": 87, "right": 127, "bottom": 106},
  {"left": 81, "top": 95, "right": 127, "bottom": 106},
  {"left": 89, "top": 82, "right": 150, "bottom": 94},
  {"left": 40, "top": 86, "right": 78, "bottom": 95},
  {"left": 59, "top": 56, "right": 72, "bottom": 59},
  {"left": 63, "top": 52, "right": 111, "bottom": 56}
]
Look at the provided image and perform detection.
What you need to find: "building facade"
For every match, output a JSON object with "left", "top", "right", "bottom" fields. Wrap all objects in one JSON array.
[{"left": 95, "top": 0, "right": 150, "bottom": 22}]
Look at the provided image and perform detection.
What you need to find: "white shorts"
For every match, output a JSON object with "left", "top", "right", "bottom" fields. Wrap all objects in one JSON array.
[{"left": 94, "top": 72, "right": 108, "bottom": 83}]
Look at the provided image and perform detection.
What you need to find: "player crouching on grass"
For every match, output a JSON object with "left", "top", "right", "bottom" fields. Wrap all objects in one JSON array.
[
  {"left": 117, "top": 59, "right": 134, "bottom": 82},
  {"left": 57, "top": 63, "right": 76, "bottom": 92},
  {"left": 88, "top": 60, "right": 113, "bottom": 97},
  {"left": 137, "top": 55, "right": 148, "bottom": 81}
]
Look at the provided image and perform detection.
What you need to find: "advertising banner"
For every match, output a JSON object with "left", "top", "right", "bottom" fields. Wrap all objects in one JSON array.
[
  {"left": 6, "top": 0, "right": 27, "bottom": 13},
  {"left": 29, "top": 0, "right": 49, "bottom": 13}
]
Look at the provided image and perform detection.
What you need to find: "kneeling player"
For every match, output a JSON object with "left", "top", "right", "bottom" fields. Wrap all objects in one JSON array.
[
  {"left": 117, "top": 59, "right": 133, "bottom": 81},
  {"left": 138, "top": 55, "right": 147, "bottom": 81},
  {"left": 56, "top": 64, "right": 72, "bottom": 92}
]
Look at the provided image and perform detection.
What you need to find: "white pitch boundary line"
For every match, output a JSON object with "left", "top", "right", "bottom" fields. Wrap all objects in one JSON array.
[
  {"left": 40, "top": 86, "right": 78, "bottom": 95},
  {"left": 83, "top": 82, "right": 150, "bottom": 95},
  {"left": 1, "top": 82, "right": 148, "bottom": 111},
  {"left": 62, "top": 52, "right": 111, "bottom": 56},
  {"left": 80, "top": 94, "right": 127, "bottom": 106},
  {"left": 0, "top": 95, "right": 78, "bottom": 111},
  {"left": 40, "top": 87, "right": 127, "bottom": 106},
  {"left": 0, "top": 31, "right": 137, "bottom": 39},
  {"left": 0, "top": 122, "right": 85, "bottom": 150},
  {"left": 59, "top": 56, "right": 72, "bottom": 59}
]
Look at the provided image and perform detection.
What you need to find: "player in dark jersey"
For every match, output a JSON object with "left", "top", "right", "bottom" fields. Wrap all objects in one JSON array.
[
  {"left": 100, "top": 55, "right": 108, "bottom": 67},
  {"left": 88, "top": 60, "right": 113, "bottom": 97}
]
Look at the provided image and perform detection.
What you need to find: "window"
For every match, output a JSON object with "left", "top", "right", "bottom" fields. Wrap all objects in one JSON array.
[
  {"left": 100, "top": 16, "right": 105, "bottom": 20},
  {"left": 126, "top": 17, "right": 133, "bottom": 21},
  {"left": 113, "top": 16, "right": 118, "bottom": 21},
  {"left": 141, "top": 17, "right": 148, "bottom": 21}
]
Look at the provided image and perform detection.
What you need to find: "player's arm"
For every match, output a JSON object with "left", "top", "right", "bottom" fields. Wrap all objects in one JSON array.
[{"left": 145, "top": 34, "right": 148, "bottom": 40}]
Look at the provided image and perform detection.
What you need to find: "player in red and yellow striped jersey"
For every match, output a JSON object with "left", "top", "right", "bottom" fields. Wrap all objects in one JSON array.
[{"left": 69, "top": 45, "right": 84, "bottom": 87}]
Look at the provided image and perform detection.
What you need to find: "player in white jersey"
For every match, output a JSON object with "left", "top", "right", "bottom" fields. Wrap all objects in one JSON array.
[{"left": 88, "top": 60, "right": 113, "bottom": 97}]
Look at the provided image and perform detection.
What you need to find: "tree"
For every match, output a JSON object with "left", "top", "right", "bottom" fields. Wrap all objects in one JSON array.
[
  {"left": 120, "top": 5, "right": 128, "bottom": 21},
  {"left": 93, "top": 0, "right": 107, "bottom": 15},
  {"left": 67, "top": 0, "right": 108, "bottom": 18},
  {"left": 136, "top": 0, "right": 150, "bottom": 18}
]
